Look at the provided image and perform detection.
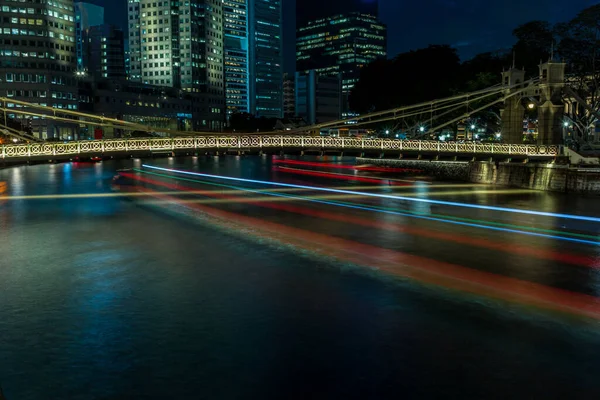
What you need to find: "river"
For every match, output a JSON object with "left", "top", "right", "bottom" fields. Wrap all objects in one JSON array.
[{"left": 1, "top": 156, "right": 600, "bottom": 399}]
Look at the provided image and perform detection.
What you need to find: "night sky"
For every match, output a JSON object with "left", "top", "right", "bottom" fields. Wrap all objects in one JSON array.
[{"left": 95, "top": 0, "right": 599, "bottom": 73}]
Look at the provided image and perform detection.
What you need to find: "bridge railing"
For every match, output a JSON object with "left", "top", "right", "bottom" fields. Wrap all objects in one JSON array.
[{"left": 0, "top": 136, "right": 561, "bottom": 159}]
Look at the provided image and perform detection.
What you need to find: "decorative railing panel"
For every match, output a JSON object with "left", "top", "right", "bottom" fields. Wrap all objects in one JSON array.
[{"left": 0, "top": 136, "right": 561, "bottom": 159}]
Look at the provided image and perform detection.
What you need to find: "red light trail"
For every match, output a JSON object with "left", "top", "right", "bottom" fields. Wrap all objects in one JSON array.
[{"left": 118, "top": 179, "right": 600, "bottom": 321}]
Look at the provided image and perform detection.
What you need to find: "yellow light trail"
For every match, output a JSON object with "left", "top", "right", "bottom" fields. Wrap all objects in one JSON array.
[{"left": 0, "top": 188, "right": 536, "bottom": 202}]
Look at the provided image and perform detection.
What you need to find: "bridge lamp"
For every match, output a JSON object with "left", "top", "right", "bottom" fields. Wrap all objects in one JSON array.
[
  {"left": 12, "top": 138, "right": 18, "bottom": 143},
  {"left": 528, "top": 103, "right": 535, "bottom": 109},
  {"left": 419, "top": 126, "right": 425, "bottom": 133},
  {"left": 496, "top": 133, "right": 501, "bottom": 139},
  {"left": 470, "top": 124, "right": 476, "bottom": 130},
  {"left": 563, "top": 121, "right": 570, "bottom": 127},
  {"left": 385, "top": 130, "right": 390, "bottom": 135}
]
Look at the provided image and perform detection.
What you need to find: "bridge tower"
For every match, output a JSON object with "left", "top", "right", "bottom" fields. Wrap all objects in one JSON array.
[
  {"left": 537, "top": 60, "right": 566, "bottom": 145},
  {"left": 500, "top": 67, "right": 526, "bottom": 144}
]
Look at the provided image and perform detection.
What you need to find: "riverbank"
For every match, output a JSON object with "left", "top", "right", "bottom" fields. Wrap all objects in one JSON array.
[{"left": 357, "top": 157, "right": 600, "bottom": 194}]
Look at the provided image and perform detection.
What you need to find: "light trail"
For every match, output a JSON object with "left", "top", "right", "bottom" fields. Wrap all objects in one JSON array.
[
  {"left": 274, "top": 166, "right": 421, "bottom": 185},
  {"left": 272, "top": 159, "right": 423, "bottom": 173},
  {"left": 142, "top": 165, "right": 600, "bottom": 224},
  {"left": 127, "top": 171, "right": 598, "bottom": 267},
  {"left": 132, "top": 169, "right": 600, "bottom": 246},
  {"left": 127, "top": 184, "right": 600, "bottom": 321}
]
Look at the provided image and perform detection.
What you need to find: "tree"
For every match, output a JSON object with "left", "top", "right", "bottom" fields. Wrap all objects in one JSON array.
[
  {"left": 556, "top": 5, "right": 600, "bottom": 142},
  {"left": 512, "top": 21, "right": 555, "bottom": 76},
  {"left": 349, "top": 45, "right": 461, "bottom": 114}
]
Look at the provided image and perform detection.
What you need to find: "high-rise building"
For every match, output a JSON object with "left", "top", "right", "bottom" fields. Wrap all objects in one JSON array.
[
  {"left": 296, "top": 0, "right": 378, "bottom": 28},
  {"left": 283, "top": 73, "right": 295, "bottom": 118},
  {"left": 74, "top": 2, "right": 104, "bottom": 72},
  {"left": 87, "top": 24, "right": 126, "bottom": 79},
  {"left": 248, "top": 0, "right": 283, "bottom": 118},
  {"left": 127, "top": 0, "right": 225, "bottom": 131},
  {"left": 0, "top": 0, "right": 78, "bottom": 138},
  {"left": 223, "top": 0, "right": 249, "bottom": 117},
  {"left": 296, "top": 12, "right": 386, "bottom": 117},
  {"left": 295, "top": 70, "right": 341, "bottom": 125}
]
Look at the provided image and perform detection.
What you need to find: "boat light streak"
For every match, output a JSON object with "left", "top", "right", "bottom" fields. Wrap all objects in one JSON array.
[{"left": 141, "top": 165, "right": 600, "bottom": 224}]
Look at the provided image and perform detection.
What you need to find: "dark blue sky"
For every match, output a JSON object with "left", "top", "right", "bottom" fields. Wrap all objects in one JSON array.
[{"left": 99, "top": 0, "right": 599, "bottom": 73}]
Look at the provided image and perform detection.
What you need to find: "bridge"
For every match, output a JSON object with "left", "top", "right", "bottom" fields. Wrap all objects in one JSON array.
[
  {"left": 0, "top": 60, "right": 583, "bottom": 164},
  {"left": 0, "top": 136, "right": 561, "bottom": 162}
]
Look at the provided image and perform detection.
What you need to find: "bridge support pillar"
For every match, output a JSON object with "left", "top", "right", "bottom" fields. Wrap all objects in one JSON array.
[
  {"left": 500, "top": 67, "right": 525, "bottom": 144},
  {"left": 537, "top": 61, "right": 566, "bottom": 145}
]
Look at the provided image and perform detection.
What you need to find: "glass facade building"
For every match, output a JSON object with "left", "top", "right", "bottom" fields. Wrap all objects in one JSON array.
[
  {"left": 248, "top": 0, "right": 282, "bottom": 119},
  {"left": 296, "top": 0, "right": 378, "bottom": 28},
  {"left": 128, "top": 0, "right": 225, "bottom": 131},
  {"left": 74, "top": 1, "right": 103, "bottom": 72},
  {"left": 0, "top": 0, "right": 78, "bottom": 138},
  {"left": 87, "top": 24, "right": 126, "bottom": 79},
  {"left": 223, "top": 0, "right": 249, "bottom": 117},
  {"left": 296, "top": 12, "right": 386, "bottom": 117}
]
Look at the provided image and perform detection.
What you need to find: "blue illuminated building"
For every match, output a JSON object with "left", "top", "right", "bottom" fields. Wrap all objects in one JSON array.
[
  {"left": 224, "top": 0, "right": 250, "bottom": 117},
  {"left": 74, "top": 2, "right": 104, "bottom": 73},
  {"left": 248, "top": 0, "right": 283, "bottom": 119}
]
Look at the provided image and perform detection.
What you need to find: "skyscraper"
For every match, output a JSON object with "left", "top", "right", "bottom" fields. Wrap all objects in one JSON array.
[
  {"left": 0, "top": 0, "right": 78, "bottom": 138},
  {"left": 127, "top": 0, "right": 225, "bottom": 130},
  {"left": 74, "top": 2, "right": 104, "bottom": 72},
  {"left": 223, "top": 0, "right": 249, "bottom": 117},
  {"left": 248, "top": 0, "right": 283, "bottom": 119},
  {"left": 87, "top": 24, "right": 126, "bottom": 79},
  {"left": 296, "top": 0, "right": 378, "bottom": 28},
  {"left": 296, "top": 12, "right": 386, "bottom": 117}
]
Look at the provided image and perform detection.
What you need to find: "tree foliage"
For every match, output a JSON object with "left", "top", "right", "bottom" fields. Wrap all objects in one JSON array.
[
  {"left": 349, "top": 45, "right": 461, "bottom": 114},
  {"left": 556, "top": 5, "right": 600, "bottom": 141},
  {"left": 512, "top": 21, "right": 555, "bottom": 75}
]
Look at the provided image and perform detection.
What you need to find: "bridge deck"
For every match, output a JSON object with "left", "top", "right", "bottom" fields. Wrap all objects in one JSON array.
[{"left": 0, "top": 136, "right": 560, "bottom": 160}]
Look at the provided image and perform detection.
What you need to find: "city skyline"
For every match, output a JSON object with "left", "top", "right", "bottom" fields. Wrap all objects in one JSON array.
[{"left": 88, "top": 0, "right": 599, "bottom": 75}]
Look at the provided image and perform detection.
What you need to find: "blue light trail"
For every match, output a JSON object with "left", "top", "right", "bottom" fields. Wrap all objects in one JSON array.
[{"left": 141, "top": 164, "right": 600, "bottom": 224}]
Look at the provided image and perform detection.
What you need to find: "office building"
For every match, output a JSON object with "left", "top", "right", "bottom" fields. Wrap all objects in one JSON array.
[
  {"left": 74, "top": 2, "right": 104, "bottom": 72},
  {"left": 248, "top": 0, "right": 283, "bottom": 118},
  {"left": 295, "top": 70, "right": 342, "bottom": 125},
  {"left": 283, "top": 73, "right": 295, "bottom": 118},
  {"left": 128, "top": 0, "right": 225, "bottom": 131},
  {"left": 296, "top": 12, "right": 386, "bottom": 117},
  {"left": 0, "top": 0, "right": 78, "bottom": 138},
  {"left": 78, "top": 78, "right": 199, "bottom": 137},
  {"left": 296, "top": 0, "right": 378, "bottom": 29},
  {"left": 223, "top": 0, "right": 249, "bottom": 117},
  {"left": 87, "top": 24, "right": 126, "bottom": 79}
]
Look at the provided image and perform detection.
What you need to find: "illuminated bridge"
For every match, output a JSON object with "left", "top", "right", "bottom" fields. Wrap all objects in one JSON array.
[
  {"left": 0, "top": 63, "right": 574, "bottom": 163},
  {"left": 0, "top": 136, "right": 562, "bottom": 162}
]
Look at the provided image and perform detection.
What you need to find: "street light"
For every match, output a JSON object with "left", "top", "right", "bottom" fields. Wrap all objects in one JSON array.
[
  {"left": 496, "top": 133, "right": 501, "bottom": 139},
  {"left": 470, "top": 124, "right": 476, "bottom": 130},
  {"left": 419, "top": 126, "right": 425, "bottom": 133},
  {"left": 564, "top": 121, "right": 570, "bottom": 127},
  {"left": 528, "top": 103, "right": 535, "bottom": 109},
  {"left": 385, "top": 130, "right": 390, "bottom": 135}
]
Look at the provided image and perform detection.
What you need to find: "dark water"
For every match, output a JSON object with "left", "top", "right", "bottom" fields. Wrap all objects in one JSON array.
[{"left": 2, "top": 156, "right": 600, "bottom": 399}]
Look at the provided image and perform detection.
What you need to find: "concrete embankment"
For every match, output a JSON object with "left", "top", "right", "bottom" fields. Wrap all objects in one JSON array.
[{"left": 356, "top": 157, "right": 600, "bottom": 194}]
